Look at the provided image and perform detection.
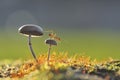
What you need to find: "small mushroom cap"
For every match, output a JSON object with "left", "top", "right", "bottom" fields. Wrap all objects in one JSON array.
[
  {"left": 45, "top": 39, "right": 57, "bottom": 46},
  {"left": 18, "top": 24, "right": 43, "bottom": 37}
]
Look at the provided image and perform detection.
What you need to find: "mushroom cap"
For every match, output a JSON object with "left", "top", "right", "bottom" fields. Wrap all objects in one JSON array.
[
  {"left": 45, "top": 39, "right": 57, "bottom": 46},
  {"left": 18, "top": 24, "right": 43, "bottom": 37}
]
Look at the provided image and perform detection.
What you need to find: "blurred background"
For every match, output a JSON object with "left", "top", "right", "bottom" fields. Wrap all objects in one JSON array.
[{"left": 0, "top": 0, "right": 120, "bottom": 60}]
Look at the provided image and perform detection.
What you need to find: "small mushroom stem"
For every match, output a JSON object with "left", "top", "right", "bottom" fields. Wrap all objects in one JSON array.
[
  {"left": 28, "top": 35, "right": 38, "bottom": 62},
  {"left": 47, "top": 44, "right": 51, "bottom": 62}
]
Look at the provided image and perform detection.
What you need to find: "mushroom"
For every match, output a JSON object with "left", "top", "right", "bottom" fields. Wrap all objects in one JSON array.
[
  {"left": 18, "top": 24, "right": 43, "bottom": 62},
  {"left": 45, "top": 38, "right": 57, "bottom": 62}
]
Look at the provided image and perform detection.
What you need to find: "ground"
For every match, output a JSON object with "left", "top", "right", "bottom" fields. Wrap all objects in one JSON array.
[{"left": 0, "top": 53, "right": 120, "bottom": 80}]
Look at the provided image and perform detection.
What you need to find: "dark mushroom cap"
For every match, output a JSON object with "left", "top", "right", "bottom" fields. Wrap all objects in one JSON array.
[
  {"left": 45, "top": 39, "right": 57, "bottom": 46},
  {"left": 18, "top": 24, "right": 43, "bottom": 37}
]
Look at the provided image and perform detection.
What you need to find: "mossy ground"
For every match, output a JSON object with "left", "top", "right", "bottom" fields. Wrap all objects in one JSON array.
[{"left": 0, "top": 53, "right": 120, "bottom": 80}]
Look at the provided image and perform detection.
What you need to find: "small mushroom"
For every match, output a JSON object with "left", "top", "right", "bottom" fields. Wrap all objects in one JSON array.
[
  {"left": 45, "top": 38, "right": 57, "bottom": 62},
  {"left": 18, "top": 24, "right": 43, "bottom": 62}
]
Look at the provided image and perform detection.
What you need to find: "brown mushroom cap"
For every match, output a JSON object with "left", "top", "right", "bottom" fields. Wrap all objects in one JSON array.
[
  {"left": 18, "top": 24, "right": 43, "bottom": 37},
  {"left": 45, "top": 39, "right": 57, "bottom": 46}
]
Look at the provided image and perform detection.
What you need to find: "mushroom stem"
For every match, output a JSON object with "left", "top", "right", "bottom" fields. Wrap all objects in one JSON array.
[
  {"left": 28, "top": 35, "right": 38, "bottom": 62},
  {"left": 47, "top": 44, "right": 51, "bottom": 62}
]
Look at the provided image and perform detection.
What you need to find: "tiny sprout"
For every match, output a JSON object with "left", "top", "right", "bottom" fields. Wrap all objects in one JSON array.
[{"left": 18, "top": 24, "right": 44, "bottom": 62}]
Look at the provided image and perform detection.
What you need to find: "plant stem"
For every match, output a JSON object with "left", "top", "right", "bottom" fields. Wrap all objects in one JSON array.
[
  {"left": 47, "top": 44, "right": 51, "bottom": 62},
  {"left": 28, "top": 35, "right": 38, "bottom": 62}
]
